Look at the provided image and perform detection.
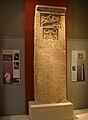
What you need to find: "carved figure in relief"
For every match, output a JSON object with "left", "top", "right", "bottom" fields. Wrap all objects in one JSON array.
[{"left": 40, "top": 14, "right": 61, "bottom": 28}]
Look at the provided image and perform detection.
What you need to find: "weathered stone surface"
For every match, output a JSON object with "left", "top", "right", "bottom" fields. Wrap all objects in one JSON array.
[{"left": 34, "top": 5, "right": 66, "bottom": 104}]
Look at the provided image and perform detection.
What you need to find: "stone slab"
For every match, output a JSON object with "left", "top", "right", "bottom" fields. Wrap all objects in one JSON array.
[
  {"left": 34, "top": 5, "right": 67, "bottom": 104},
  {"left": 30, "top": 102, "right": 73, "bottom": 120}
]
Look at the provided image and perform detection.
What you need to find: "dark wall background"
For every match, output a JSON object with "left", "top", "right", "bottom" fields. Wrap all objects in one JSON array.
[
  {"left": 0, "top": 0, "right": 25, "bottom": 115},
  {"left": 67, "top": 0, "right": 88, "bottom": 39}
]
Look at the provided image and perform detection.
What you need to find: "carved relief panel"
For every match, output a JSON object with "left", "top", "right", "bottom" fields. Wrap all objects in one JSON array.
[
  {"left": 40, "top": 13, "right": 62, "bottom": 40},
  {"left": 34, "top": 5, "right": 66, "bottom": 104}
]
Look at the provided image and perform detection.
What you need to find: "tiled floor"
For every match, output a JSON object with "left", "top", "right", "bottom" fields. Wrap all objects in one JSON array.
[{"left": 0, "top": 109, "right": 88, "bottom": 120}]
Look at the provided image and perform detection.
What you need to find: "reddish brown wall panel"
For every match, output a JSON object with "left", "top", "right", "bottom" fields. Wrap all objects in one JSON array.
[{"left": 25, "top": 0, "right": 67, "bottom": 112}]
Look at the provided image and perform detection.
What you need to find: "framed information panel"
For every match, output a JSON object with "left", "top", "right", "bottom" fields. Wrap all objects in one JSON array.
[
  {"left": 71, "top": 50, "right": 85, "bottom": 82},
  {"left": 2, "top": 50, "right": 20, "bottom": 84}
]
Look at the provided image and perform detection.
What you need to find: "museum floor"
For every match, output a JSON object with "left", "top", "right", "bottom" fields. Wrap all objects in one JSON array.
[
  {"left": 74, "top": 108, "right": 88, "bottom": 120},
  {"left": 0, "top": 109, "right": 88, "bottom": 120}
]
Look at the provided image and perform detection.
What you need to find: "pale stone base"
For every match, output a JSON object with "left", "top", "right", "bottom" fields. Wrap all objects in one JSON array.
[{"left": 29, "top": 101, "right": 73, "bottom": 120}]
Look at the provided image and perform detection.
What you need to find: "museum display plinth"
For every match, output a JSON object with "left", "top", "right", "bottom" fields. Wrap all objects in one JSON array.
[{"left": 29, "top": 102, "right": 73, "bottom": 120}]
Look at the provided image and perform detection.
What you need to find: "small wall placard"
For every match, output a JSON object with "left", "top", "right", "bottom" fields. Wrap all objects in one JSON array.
[
  {"left": 71, "top": 50, "right": 85, "bottom": 82},
  {"left": 2, "top": 50, "right": 20, "bottom": 84}
]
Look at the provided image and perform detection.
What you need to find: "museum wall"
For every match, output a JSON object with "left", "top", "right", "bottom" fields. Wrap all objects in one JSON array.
[
  {"left": 67, "top": 40, "right": 88, "bottom": 109},
  {"left": 0, "top": 0, "right": 25, "bottom": 115},
  {"left": 67, "top": 0, "right": 88, "bottom": 109}
]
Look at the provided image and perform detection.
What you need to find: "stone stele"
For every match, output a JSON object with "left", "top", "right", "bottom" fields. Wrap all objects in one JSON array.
[{"left": 34, "top": 5, "right": 66, "bottom": 104}]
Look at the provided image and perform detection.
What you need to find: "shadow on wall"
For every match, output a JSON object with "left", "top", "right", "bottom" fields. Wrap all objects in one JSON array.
[
  {"left": 0, "top": 85, "right": 5, "bottom": 115},
  {"left": 0, "top": 37, "right": 9, "bottom": 115},
  {"left": 0, "top": 38, "right": 5, "bottom": 115},
  {"left": 0, "top": 36, "right": 9, "bottom": 116}
]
